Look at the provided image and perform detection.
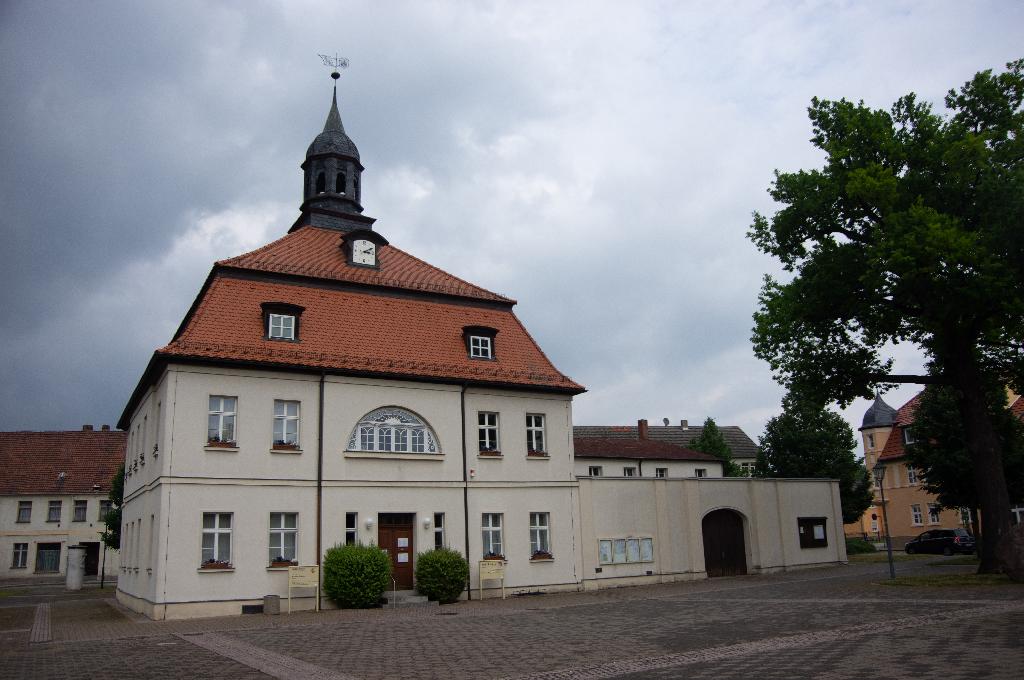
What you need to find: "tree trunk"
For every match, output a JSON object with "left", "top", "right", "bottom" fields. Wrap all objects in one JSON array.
[{"left": 947, "top": 354, "right": 1012, "bottom": 574}]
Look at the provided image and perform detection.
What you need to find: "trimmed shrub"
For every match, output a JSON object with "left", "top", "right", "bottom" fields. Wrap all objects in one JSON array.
[
  {"left": 415, "top": 548, "right": 469, "bottom": 604},
  {"left": 322, "top": 543, "right": 392, "bottom": 608},
  {"left": 846, "top": 537, "right": 877, "bottom": 554}
]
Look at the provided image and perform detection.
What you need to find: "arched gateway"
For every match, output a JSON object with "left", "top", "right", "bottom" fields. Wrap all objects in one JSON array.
[{"left": 702, "top": 509, "right": 747, "bottom": 577}]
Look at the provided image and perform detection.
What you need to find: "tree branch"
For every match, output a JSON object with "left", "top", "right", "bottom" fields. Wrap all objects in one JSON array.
[{"left": 870, "top": 373, "right": 948, "bottom": 385}]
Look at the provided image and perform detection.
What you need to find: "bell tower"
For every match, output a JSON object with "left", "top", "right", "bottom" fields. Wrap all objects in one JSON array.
[{"left": 291, "top": 56, "right": 376, "bottom": 233}]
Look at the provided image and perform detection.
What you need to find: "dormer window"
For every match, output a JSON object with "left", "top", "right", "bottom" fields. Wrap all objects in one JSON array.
[
  {"left": 261, "top": 302, "right": 305, "bottom": 342},
  {"left": 470, "top": 335, "right": 492, "bottom": 358},
  {"left": 902, "top": 427, "right": 916, "bottom": 445},
  {"left": 463, "top": 326, "right": 498, "bottom": 360}
]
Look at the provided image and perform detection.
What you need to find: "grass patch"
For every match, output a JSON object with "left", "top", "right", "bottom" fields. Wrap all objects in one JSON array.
[
  {"left": 879, "top": 573, "right": 1019, "bottom": 587},
  {"left": 849, "top": 552, "right": 931, "bottom": 563}
]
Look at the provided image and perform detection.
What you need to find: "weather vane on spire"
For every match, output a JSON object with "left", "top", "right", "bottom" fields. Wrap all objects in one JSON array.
[{"left": 318, "top": 53, "right": 349, "bottom": 81}]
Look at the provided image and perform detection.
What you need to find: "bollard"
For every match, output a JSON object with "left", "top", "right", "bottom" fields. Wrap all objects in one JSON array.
[{"left": 263, "top": 594, "right": 281, "bottom": 615}]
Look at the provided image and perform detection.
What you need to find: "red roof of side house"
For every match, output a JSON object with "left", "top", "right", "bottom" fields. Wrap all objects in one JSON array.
[
  {"left": 878, "top": 393, "right": 922, "bottom": 461},
  {"left": 0, "top": 429, "right": 125, "bottom": 495},
  {"left": 572, "top": 437, "right": 720, "bottom": 462},
  {"left": 218, "top": 226, "right": 513, "bottom": 304},
  {"left": 1011, "top": 393, "right": 1024, "bottom": 420}
]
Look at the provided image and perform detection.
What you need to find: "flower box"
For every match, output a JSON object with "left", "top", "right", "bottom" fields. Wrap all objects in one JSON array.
[
  {"left": 206, "top": 439, "right": 237, "bottom": 448},
  {"left": 272, "top": 442, "right": 299, "bottom": 451},
  {"left": 483, "top": 553, "right": 506, "bottom": 561},
  {"left": 530, "top": 550, "right": 554, "bottom": 561},
  {"left": 478, "top": 450, "right": 502, "bottom": 457},
  {"left": 270, "top": 559, "right": 298, "bottom": 568},
  {"left": 527, "top": 450, "right": 548, "bottom": 457},
  {"left": 200, "top": 560, "right": 233, "bottom": 570}
]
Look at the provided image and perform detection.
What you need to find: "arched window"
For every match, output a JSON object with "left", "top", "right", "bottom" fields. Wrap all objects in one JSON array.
[
  {"left": 336, "top": 172, "right": 347, "bottom": 194},
  {"left": 347, "top": 407, "right": 440, "bottom": 454},
  {"left": 316, "top": 172, "right": 326, "bottom": 194}
]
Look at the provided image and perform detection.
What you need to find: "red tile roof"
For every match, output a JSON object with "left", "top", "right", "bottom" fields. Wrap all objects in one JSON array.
[
  {"left": 1011, "top": 394, "right": 1023, "bottom": 420},
  {"left": 219, "top": 226, "right": 513, "bottom": 304},
  {"left": 878, "top": 393, "right": 921, "bottom": 461},
  {"left": 573, "top": 437, "right": 719, "bottom": 462},
  {"left": 0, "top": 430, "right": 125, "bottom": 495},
  {"left": 158, "top": 275, "right": 583, "bottom": 393}
]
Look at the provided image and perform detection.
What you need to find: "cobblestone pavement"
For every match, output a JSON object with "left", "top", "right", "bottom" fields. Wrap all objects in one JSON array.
[{"left": 1, "top": 560, "right": 1022, "bottom": 679}]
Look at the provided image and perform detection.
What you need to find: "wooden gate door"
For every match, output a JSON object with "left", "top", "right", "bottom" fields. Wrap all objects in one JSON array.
[
  {"left": 702, "top": 509, "right": 747, "bottom": 577},
  {"left": 378, "top": 513, "right": 415, "bottom": 588}
]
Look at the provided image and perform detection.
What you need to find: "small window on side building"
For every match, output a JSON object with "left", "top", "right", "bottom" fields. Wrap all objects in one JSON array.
[
  {"left": 588, "top": 466, "right": 603, "bottom": 477},
  {"left": 16, "top": 501, "right": 31, "bottom": 523},
  {"left": 73, "top": 500, "right": 87, "bottom": 522},
  {"left": 655, "top": 467, "right": 668, "bottom": 478},
  {"left": 695, "top": 468, "right": 707, "bottom": 478}
]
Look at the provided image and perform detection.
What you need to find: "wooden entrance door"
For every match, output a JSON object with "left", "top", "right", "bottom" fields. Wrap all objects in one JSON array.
[
  {"left": 702, "top": 509, "right": 747, "bottom": 577},
  {"left": 83, "top": 542, "right": 100, "bottom": 576},
  {"left": 378, "top": 513, "right": 415, "bottom": 589}
]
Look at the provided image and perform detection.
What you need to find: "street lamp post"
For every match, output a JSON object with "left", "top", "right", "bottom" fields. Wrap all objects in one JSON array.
[{"left": 872, "top": 461, "right": 896, "bottom": 580}]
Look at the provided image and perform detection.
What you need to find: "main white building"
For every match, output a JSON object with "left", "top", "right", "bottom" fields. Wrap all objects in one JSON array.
[{"left": 117, "top": 80, "right": 845, "bottom": 620}]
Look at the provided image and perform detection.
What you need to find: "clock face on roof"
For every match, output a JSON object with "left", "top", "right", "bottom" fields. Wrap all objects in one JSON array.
[{"left": 352, "top": 239, "right": 376, "bottom": 266}]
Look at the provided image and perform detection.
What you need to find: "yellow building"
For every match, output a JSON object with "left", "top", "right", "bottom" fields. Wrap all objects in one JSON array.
[{"left": 844, "top": 394, "right": 962, "bottom": 546}]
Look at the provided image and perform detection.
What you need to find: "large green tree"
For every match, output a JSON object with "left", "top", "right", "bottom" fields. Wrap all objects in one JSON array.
[
  {"left": 755, "top": 397, "right": 873, "bottom": 523},
  {"left": 749, "top": 60, "right": 1024, "bottom": 572},
  {"left": 101, "top": 463, "right": 124, "bottom": 551},
  {"left": 904, "top": 377, "right": 1024, "bottom": 541},
  {"left": 689, "top": 417, "right": 742, "bottom": 477}
]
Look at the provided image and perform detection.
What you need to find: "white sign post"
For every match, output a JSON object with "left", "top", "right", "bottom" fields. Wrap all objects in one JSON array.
[
  {"left": 478, "top": 560, "right": 506, "bottom": 600},
  {"left": 288, "top": 565, "right": 320, "bottom": 614}
]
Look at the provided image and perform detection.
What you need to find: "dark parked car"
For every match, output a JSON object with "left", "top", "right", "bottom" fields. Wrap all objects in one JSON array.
[{"left": 904, "top": 528, "right": 975, "bottom": 555}]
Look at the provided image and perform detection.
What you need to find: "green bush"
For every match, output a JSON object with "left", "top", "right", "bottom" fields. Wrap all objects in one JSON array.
[
  {"left": 415, "top": 548, "right": 469, "bottom": 604},
  {"left": 322, "top": 543, "right": 392, "bottom": 608},
  {"left": 846, "top": 537, "right": 877, "bottom": 554}
]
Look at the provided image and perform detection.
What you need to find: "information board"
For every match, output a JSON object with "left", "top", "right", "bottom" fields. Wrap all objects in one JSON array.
[
  {"left": 478, "top": 560, "right": 506, "bottom": 600},
  {"left": 288, "top": 565, "right": 320, "bottom": 613}
]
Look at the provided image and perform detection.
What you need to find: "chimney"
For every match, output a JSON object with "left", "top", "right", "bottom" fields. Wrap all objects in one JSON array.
[
  {"left": 101, "top": 425, "right": 110, "bottom": 431},
  {"left": 638, "top": 419, "right": 649, "bottom": 440},
  {"left": 680, "top": 420, "right": 689, "bottom": 430},
  {"left": 82, "top": 424, "right": 93, "bottom": 431}
]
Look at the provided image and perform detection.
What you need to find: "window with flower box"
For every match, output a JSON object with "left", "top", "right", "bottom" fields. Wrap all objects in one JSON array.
[
  {"left": 201, "top": 513, "right": 232, "bottom": 567},
  {"left": 273, "top": 400, "right": 300, "bottom": 448},
  {"left": 529, "top": 512, "right": 551, "bottom": 558},
  {"left": 478, "top": 412, "right": 499, "bottom": 453},
  {"left": 207, "top": 396, "right": 237, "bottom": 445},
  {"left": 269, "top": 513, "right": 297, "bottom": 565},
  {"left": 482, "top": 513, "right": 503, "bottom": 558}
]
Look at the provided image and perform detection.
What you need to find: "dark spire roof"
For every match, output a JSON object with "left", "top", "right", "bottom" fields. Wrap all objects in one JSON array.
[
  {"left": 861, "top": 394, "right": 897, "bottom": 429},
  {"left": 306, "top": 88, "right": 359, "bottom": 160}
]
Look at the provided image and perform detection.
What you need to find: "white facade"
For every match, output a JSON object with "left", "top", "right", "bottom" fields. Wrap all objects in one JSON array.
[
  {"left": 1, "top": 493, "right": 119, "bottom": 579},
  {"left": 117, "top": 363, "right": 846, "bottom": 619},
  {"left": 117, "top": 364, "right": 582, "bottom": 619}
]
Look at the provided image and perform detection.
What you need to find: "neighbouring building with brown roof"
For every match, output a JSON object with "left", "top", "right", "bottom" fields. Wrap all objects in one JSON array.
[
  {"left": 1, "top": 427, "right": 123, "bottom": 579},
  {"left": 845, "top": 392, "right": 1024, "bottom": 547},
  {"left": 574, "top": 419, "right": 758, "bottom": 475},
  {"left": 115, "top": 78, "right": 845, "bottom": 620}
]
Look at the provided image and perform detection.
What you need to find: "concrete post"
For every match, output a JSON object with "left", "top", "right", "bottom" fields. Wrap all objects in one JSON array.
[{"left": 66, "top": 545, "right": 86, "bottom": 591}]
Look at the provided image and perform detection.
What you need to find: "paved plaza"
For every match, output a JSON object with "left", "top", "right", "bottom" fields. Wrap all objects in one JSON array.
[{"left": 1, "top": 559, "right": 1022, "bottom": 679}]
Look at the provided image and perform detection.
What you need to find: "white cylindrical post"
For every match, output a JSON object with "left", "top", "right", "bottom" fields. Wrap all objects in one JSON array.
[{"left": 66, "top": 545, "right": 86, "bottom": 591}]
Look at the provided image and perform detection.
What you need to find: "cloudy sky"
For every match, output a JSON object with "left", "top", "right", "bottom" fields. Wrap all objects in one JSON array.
[{"left": 1, "top": 1, "right": 1020, "bottom": 457}]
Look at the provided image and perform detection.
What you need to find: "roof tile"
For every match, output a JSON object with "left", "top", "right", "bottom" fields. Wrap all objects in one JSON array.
[
  {"left": 161, "top": 276, "right": 582, "bottom": 392},
  {"left": 0, "top": 430, "right": 125, "bottom": 495}
]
